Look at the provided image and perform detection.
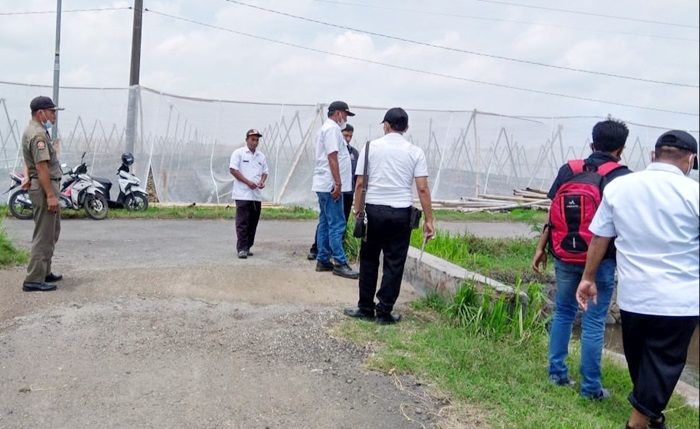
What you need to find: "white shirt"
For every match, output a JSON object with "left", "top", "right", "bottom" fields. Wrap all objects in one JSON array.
[
  {"left": 355, "top": 132, "right": 429, "bottom": 208},
  {"left": 589, "top": 162, "right": 699, "bottom": 316},
  {"left": 311, "top": 119, "right": 352, "bottom": 193},
  {"left": 229, "top": 146, "right": 269, "bottom": 201}
]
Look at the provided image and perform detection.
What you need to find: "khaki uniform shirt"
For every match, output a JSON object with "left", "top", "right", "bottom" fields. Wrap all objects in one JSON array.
[{"left": 22, "top": 119, "right": 62, "bottom": 181}]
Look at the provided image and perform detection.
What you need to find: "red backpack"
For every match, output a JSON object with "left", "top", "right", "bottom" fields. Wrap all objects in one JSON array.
[{"left": 548, "top": 160, "right": 624, "bottom": 265}]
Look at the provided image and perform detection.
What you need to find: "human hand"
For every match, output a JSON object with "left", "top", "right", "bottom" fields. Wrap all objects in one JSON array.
[
  {"left": 257, "top": 180, "right": 266, "bottom": 189},
  {"left": 576, "top": 279, "right": 598, "bottom": 311},
  {"left": 20, "top": 177, "right": 30, "bottom": 191},
  {"left": 531, "top": 249, "right": 547, "bottom": 274},
  {"left": 331, "top": 183, "right": 341, "bottom": 200},
  {"left": 247, "top": 180, "right": 258, "bottom": 190},
  {"left": 423, "top": 221, "right": 435, "bottom": 241},
  {"left": 47, "top": 194, "right": 59, "bottom": 213}
]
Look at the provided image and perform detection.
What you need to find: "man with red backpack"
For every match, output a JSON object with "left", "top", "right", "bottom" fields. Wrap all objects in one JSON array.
[{"left": 532, "top": 118, "right": 631, "bottom": 399}]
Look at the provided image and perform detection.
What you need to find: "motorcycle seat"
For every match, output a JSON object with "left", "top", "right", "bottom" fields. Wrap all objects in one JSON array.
[{"left": 93, "top": 177, "right": 113, "bottom": 191}]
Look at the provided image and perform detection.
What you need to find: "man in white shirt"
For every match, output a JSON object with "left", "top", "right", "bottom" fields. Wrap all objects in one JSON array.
[
  {"left": 344, "top": 107, "right": 435, "bottom": 324},
  {"left": 577, "top": 130, "right": 699, "bottom": 429},
  {"left": 229, "top": 129, "right": 269, "bottom": 259},
  {"left": 311, "top": 101, "right": 359, "bottom": 279}
]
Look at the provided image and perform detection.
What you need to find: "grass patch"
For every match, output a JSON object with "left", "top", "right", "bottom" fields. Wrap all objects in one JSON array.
[
  {"left": 435, "top": 208, "right": 547, "bottom": 225},
  {"left": 1, "top": 204, "right": 319, "bottom": 221},
  {"left": 0, "top": 206, "right": 28, "bottom": 268},
  {"left": 411, "top": 229, "right": 553, "bottom": 285},
  {"left": 334, "top": 293, "right": 699, "bottom": 429}
]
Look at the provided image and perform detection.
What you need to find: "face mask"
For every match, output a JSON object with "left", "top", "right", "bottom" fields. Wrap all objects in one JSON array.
[
  {"left": 40, "top": 111, "right": 52, "bottom": 130},
  {"left": 686, "top": 155, "right": 695, "bottom": 177},
  {"left": 338, "top": 120, "right": 347, "bottom": 130}
]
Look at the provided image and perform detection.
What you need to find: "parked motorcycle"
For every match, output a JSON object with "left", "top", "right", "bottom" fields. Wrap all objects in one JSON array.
[
  {"left": 4, "top": 152, "right": 109, "bottom": 220},
  {"left": 90, "top": 153, "right": 148, "bottom": 211}
]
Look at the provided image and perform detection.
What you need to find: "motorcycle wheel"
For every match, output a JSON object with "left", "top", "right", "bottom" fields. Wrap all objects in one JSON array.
[
  {"left": 8, "top": 190, "right": 33, "bottom": 220},
  {"left": 84, "top": 192, "right": 109, "bottom": 220},
  {"left": 124, "top": 192, "right": 149, "bottom": 211}
]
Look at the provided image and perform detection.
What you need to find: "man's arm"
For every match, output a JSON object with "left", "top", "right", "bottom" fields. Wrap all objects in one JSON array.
[
  {"left": 327, "top": 151, "right": 341, "bottom": 200},
  {"left": 36, "top": 161, "right": 58, "bottom": 212},
  {"left": 576, "top": 235, "right": 613, "bottom": 310},
  {"left": 531, "top": 225, "right": 550, "bottom": 274},
  {"left": 415, "top": 177, "right": 435, "bottom": 240},
  {"left": 353, "top": 176, "right": 364, "bottom": 216},
  {"left": 229, "top": 168, "right": 257, "bottom": 190},
  {"left": 258, "top": 173, "right": 268, "bottom": 189}
]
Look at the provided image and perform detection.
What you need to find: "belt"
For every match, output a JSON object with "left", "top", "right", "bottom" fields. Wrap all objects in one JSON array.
[{"left": 30, "top": 177, "right": 61, "bottom": 182}]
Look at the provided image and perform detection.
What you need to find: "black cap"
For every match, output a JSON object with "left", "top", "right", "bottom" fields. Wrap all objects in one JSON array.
[
  {"left": 342, "top": 124, "right": 354, "bottom": 132},
  {"left": 381, "top": 107, "right": 409, "bottom": 132},
  {"left": 246, "top": 129, "right": 263, "bottom": 138},
  {"left": 328, "top": 101, "right": 355, "bottom": 116},
  {"left": 656, "top": 130, "right": 698, "bottom": 169},
  {"left": 30, "top": 96, "right": 64, "bottom": 112}
]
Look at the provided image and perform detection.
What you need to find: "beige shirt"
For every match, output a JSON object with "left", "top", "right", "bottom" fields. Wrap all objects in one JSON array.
[{"left": 22, "top": 119, "right": 62, "bottom": 180}]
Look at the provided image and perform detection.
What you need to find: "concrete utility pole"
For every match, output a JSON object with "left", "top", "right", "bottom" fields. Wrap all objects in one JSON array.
[
  {"left": 125, "top": 0, "right": 144, "bottom": 153},
  {"left": 52, "top": 0, "right": 62, "bottom": 140}
]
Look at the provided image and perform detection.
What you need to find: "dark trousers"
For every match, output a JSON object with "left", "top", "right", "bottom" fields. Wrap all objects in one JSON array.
[
  {"left": 235, "top": 200, "right": 261, "bottom": 252},
  {"left": 358, "top": 204, "right": 412, "bottom": 314},
  {"left": 310, "top": 192, "right": 353, "bottom": 253},
  {"left": 620, "top": 310, "right": 699, "bottom": 419}
]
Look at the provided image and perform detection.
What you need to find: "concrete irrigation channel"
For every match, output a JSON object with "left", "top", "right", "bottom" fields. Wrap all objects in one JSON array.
[{"left": 2, "top": 218, "right": 496, "bottom": 429}]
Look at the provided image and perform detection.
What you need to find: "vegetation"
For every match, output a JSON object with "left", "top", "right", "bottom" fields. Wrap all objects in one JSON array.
[
  {"left": 434, "top": 208, "right": 547, "bottom": 225},
  {"left": 410, "top": 229, "right": 554, "bottom": 284},
  {"left": 335, "top": 290, "right": 699, "bottom": 429},
  {"left": 0, "top": 206, "right": 28, "bottom": 268}
]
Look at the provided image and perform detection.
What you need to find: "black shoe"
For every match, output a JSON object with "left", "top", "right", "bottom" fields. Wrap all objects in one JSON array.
[
  {"left": 649, "top": 413, "right": 666, "bottom": 429},
  {"left": 376, "top": 312, "right": 401, "bottom": 325},
  {"left": 45, "top": 272, "right": 63, "bottom": 283},
  {"left": 332, "top": 263, "right": 359, "bottom": 279},
  {"left": 246, "top": 250, "right": 254, "bottom": 257},
  {"left": 549, "top": 375, "right": 576, "bottom": 387},
  {"left": 307, "top": 251, "right": 317, "bottom": 261},
  {"left": 343, "top": 308, "right": 375, "bottom": 320},
  {"left": 238, "top": 250, "right": 248, "bottom": 259},
  {"left": 582, "top": 388, "right": 610, "bottom": 401},
  {"left": 22, "top": 282, "right": 57, "bottom": 292},
  {"left": 315, "top": 261, "right": 334, "bottom": 272}
]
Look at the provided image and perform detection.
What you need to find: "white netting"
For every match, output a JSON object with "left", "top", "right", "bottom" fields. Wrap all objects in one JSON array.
[{"left": 2, "top": 81, "right": 698, "bottom": 207}]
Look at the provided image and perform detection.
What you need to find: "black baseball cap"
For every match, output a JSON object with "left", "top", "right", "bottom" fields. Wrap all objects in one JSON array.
[
  {"left": 656, "top": 130, "right": 698, "bottom": 169},
  {"left": 328, "top": 101, "right": 355, "bottom": 116},
  {"left": 246, "top": 129, "right": 263, "bottom": 138},
  {"left": 30, "top": 96, "right": 64, "bottom": 112},
  {"left": 342, "top": 124, "right": 354, "bottom": 132},
  {"left": 381, "top": 107, "right": 409, "bottom": 132}
]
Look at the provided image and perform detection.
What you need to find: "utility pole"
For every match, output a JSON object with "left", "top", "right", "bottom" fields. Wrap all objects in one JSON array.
[
  {"left": 52, "top": 0, "right": 62, "bottom": 140},
  {"left": 125, "top": 0, "right": 144, "bottom": 153}
]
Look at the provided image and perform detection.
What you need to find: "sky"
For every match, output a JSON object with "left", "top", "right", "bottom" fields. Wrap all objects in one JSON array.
[{"left": 1, "top": 0, "right": 698, "bottom": 130}]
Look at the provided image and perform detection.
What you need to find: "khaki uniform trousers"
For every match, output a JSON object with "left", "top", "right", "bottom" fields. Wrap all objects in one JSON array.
[{"left": 25, "top": 180, "right": 61, "bottom": 283}]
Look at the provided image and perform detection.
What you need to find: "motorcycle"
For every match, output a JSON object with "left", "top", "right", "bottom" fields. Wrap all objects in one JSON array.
[
  {"left": 4, "top": 152, "right": 109, "bottom": 220},
  {"left": 91, "top": 153, "right": 148, "bottom": 211}
]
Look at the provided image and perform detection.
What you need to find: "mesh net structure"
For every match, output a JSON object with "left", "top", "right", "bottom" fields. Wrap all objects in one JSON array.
[{"left": 2, "top": 81, "right": 698, "bottom": 207}]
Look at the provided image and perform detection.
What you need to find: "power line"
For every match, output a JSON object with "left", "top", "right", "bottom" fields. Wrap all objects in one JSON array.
[
  {"left": 0, "top": 6, "right": 132, "bottom": 16},
  {"left": 224, "top": 0, "right": 698, "bottom": 88},
  {"left": 313, "top": 0, "right": 699, "bottom": 43},
  {"left": 143, "top": 8, "right": 699, "bottom": 117},
  {"left": 475, "top": 0, "right": 699, "bottom": 29}
]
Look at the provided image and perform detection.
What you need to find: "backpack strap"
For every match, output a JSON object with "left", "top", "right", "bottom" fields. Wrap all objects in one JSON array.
[
  {"left": 596, "top": 161, "right": 624, "bottom": 176},
  {"left": 567, "top": 159, "right": 585, "bottom": 174}
]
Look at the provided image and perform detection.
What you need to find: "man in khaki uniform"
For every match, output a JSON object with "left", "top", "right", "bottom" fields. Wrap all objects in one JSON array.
[{"left": 21, "top": 96, "right": 64, "bottom": 292}]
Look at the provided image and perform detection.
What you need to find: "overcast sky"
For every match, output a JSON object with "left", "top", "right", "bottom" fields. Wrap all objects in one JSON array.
[{"left": 1, "top": 0, "right": 698, "bottom": 130}]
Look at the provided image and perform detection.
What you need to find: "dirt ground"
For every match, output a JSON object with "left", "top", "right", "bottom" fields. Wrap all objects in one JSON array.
[{"left": 0, "top": 218, "right": 471, "bottom": 429}]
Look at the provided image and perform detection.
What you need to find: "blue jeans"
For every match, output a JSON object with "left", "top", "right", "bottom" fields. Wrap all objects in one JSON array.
[
  {"left": 548, "top": 258, "right": 616, "bottom": 397},
  {"left": 316, "top": 192, "right": 348, "bottom": 265}
]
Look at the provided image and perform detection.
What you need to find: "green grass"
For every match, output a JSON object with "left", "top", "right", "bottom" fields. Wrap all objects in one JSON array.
[
  {"left": 411, "top": 229, "right": 554, "bottom": 285},
  {"left": 3, "top": 205, "right": 319, "bottom": 221},
  {"left": 334, "top": 296, "right": 699, "bottom": 429},
  {"left": 0, "top": 206, "right": 28, "bottom": 268},
  {"left": 435, "top": 208, "right": 547, "bottom": 225}
]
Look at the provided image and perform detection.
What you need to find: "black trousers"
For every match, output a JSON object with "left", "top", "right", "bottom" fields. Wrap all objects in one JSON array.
[
  {"left": 310, "top": 192, "right": 353, "bottom": 253},
  {"left": 358, "top": 204, "right": 412, "bottom": 314},
  {"left": 235, "top": 200, "right": 262, "bottom": 252},
  {"left": 620, "top": 310, "right": 698, "bottom": 419}
]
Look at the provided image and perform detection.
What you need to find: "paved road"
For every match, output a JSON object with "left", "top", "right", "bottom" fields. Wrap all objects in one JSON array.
[{"left": 2, "top": 218, "right": 469, "bottom": 429}]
